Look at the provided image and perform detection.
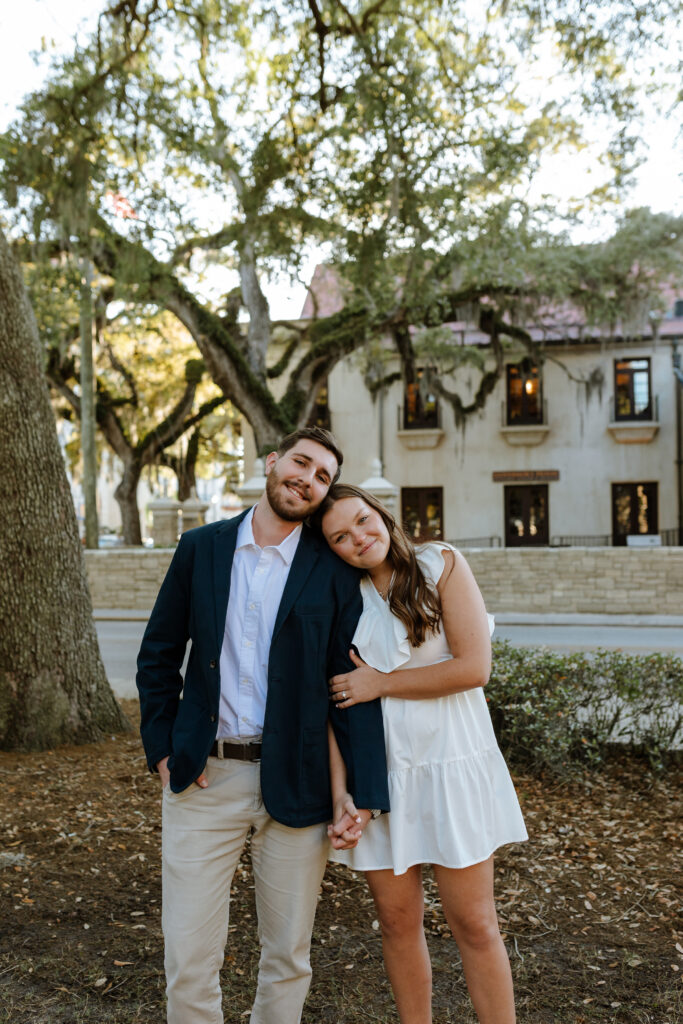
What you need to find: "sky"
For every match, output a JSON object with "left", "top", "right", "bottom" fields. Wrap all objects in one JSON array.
[{"left": 1, "top": 0, "right": 682, "bottom": 317}]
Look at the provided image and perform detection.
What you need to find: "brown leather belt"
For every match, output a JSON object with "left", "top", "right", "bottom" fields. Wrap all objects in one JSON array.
[{"left": 209, "top": 739, "right": 262, "bottom": 761}]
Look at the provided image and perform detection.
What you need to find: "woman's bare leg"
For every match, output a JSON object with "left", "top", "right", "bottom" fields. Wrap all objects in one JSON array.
[
  {"left": 365, "top": 865, "right": 432, "bottom": 1024},
  {"left": 433, "top": 857, "right": 515, "bottom": 1024}
]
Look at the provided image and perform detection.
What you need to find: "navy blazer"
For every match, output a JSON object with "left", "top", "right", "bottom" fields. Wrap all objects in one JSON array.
[{"left": 136, "top": 511, "right": 389, "bottom": 828}]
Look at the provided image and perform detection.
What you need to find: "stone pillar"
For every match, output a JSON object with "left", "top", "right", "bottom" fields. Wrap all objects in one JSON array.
[
  {"left": 180, "top": 491, "right": 210, "bottom": 533},
  {"left": 237, "top": 457, "right": 267, "bottom": 510},
  {"left": 148, "top": 498, "right": 181, "bottom": 547},
  {"left": 359, "top": 458, "right": 399, "bottom": 515}
]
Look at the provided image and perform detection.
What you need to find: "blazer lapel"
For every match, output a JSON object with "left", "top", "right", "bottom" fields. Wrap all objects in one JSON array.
[
  {"left": 212, "top": 509, "right": 249, "bottom": 644},
  {"left": 272, "top": 526, "right": 321, "bottom": 641}
]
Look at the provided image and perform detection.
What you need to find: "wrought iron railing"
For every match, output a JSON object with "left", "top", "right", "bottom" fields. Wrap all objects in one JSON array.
[
  {"left": 500, "top": 398, "right": 548, "bottom": 427},
  {"left": 610, "top": 393, "right": 659, "bottom": 422},
  {"left": 397, "top": 402, "right": 442, "bottom": 430},
  {"left": 550, "top": 534, "right": 612, "bottom": 547},
  {"left": 448, "top": 536, "right": 503, "bottom": 548},
  {"left": 550, "top": 530, "right": 680, "bottom": 548}
]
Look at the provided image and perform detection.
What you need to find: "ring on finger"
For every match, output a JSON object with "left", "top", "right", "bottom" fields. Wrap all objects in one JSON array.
[{"left": 341, "top": 691, "right": 346, "bottom": 700}]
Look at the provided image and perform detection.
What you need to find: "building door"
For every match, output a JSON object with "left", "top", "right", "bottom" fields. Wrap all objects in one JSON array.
[
  {"left": 401, "top": 487, "right": 444, "bottom": 542},
  {"left": 611, "top": 482, "right": 658, "bottom": 545},
  {"left": 504, "top": 485, "right": 549, "bottom": 546}
]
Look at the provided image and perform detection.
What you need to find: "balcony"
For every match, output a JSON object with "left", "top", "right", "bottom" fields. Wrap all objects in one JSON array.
[
  {"left": 607, "top": 394, "right": 659, "bottom": 444},
  {"left": 499, "top": 400, "right": 550, "bottom": 447},
  {"left": 396, "top": 402, "right": 445, "bottom": 449}
]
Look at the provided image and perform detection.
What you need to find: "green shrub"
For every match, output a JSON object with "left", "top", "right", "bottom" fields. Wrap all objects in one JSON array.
[{"left": 487, "top": 642, "right": 683, "bottom": 778}]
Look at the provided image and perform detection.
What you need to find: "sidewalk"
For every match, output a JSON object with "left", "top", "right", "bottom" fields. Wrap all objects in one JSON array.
[
  {"left": 93, "top": 608, "right": 683, "bottom": 627},
  {"left": 493, "top": 612, "right": 683, "bottom": 627}
]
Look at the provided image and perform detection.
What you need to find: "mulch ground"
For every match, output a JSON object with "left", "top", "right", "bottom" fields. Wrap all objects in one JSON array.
[{"left": 0, "top": 700, "right": 680, "bottom": 1024}]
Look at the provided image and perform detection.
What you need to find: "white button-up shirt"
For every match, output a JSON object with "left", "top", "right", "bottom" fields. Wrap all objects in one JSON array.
[{"left": 217, "top": 508, "right": 302, "bottom": 740}]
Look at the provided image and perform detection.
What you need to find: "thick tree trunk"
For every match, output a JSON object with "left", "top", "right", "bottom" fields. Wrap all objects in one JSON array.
[
  {"left": 176, "top": 430, "right": 199, "bottom": 502},
  {"left": 79, "top": 257, "right": 99, "bottom": 548},
  {"left": 114, "top": 458, "right": 144, "bottom": 546},
  {"left": 0, "top": 229, "right": 129, "bottom": 750}
]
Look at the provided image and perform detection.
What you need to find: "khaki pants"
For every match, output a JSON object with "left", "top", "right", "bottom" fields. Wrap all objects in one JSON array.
[{"left": 161, "top": 755, "right": 329, "bottom": 1024}]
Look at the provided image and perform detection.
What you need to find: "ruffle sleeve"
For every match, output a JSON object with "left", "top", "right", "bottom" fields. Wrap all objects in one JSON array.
[
  {"left": 416, "top": 543, "right": 495, "bottom": 637},
  {"left": 351, "top": 545, "right": 494, "bottom": 674}
]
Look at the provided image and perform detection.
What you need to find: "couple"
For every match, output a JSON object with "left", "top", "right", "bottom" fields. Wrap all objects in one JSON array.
[{"left": 136, "top": 426, "right": 527, "bottom": 1024}]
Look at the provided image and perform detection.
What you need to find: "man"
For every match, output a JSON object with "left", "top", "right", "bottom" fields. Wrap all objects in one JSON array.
[{"left": 136, "top": 426, "right": 389, "bottom": 1024}]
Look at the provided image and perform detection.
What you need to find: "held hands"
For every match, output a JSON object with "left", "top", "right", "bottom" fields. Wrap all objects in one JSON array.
[
  {"left": 328, "top": 792, "right": 373, "bottom": 850},
  {"left": 329, "top": 650, "right": 385, "bottom": 709},
  {"left": 156, "top": 756, "right": 208, "bottom": 790}
]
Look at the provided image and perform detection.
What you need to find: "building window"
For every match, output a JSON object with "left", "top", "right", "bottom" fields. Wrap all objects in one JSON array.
[
  {"left": 614, "top": 358, "right": 652, "bottom": 421},
  {"left": 506, "top": 361, "right": 542, "bottom": 425},
  {"left": 673, "top": 298, "right": 683, "bottom": 318},
  {"left": 306, "top": 378, "right": 331, "bottom": 431},
  {"left": 401, "top": 487, "right": 443, "bottom": 541},
  {"left": 404, "top": 369, "right": 438, "bottom": 429},
  {"left": 611, "top": 482, "right": 658, "bottom": 546},
  {"left": 504, "top": 485, "right": 549, "bottom": 547}
]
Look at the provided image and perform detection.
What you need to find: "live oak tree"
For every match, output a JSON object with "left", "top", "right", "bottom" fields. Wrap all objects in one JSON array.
[
  {"left": 159, "top": 406, "right": 242, "bottom": 503},
  {"left": 43, "top": 297, "right": 228, "bottom": 545},
  {"left": 1, "top": 0, "right": 681, "bottom": 450},
  {"left": 0, "top": 227, "right": 128, "bottom": 750}
]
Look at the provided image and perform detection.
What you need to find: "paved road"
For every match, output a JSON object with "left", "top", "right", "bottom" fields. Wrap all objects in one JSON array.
[
  {"left": 95, "top": 612, "right": 683, "bottom": 700},
  {"left": 96, "top": 619, "right": 148, "bottom": 698},
  {"left": 494, "top": 622, "right": 683, "bottom": 656}
]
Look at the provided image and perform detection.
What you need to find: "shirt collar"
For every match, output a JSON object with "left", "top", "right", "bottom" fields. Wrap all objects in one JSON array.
[{"left": 236, "top": 506, "right": 302, "bottom": 565}]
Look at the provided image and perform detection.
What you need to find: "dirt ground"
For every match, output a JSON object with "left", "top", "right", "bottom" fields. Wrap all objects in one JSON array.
[{"left": 0, "top": 699, "right": 680, "bottom": 1024}]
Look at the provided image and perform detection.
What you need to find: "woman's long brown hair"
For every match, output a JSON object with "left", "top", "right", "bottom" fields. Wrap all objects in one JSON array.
[{"left": 314, "top": 483, "right": 443, "bottom": 647}]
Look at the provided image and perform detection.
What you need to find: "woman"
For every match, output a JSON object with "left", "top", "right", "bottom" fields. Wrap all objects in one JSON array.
[{"left": 316, "top": 484, "right": 527, "bottom": 1024}]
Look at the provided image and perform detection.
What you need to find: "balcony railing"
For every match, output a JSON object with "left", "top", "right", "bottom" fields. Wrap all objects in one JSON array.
[
  {"left": 607, "top": 393, "right": 660, "bottom": 443},
  {"left": 397, "top": 401, "right": 442, "bottom": 431},
  {"left": 500, "top": 398, "right": 548, "bottom": 427},
  {"left": 610, "top": 393, "right": 659, "bottom": 422}
]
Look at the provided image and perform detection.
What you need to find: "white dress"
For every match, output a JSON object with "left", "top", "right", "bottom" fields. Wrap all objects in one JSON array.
[{"left": 330, "top": 543, "right": 528, "bottom": 876}]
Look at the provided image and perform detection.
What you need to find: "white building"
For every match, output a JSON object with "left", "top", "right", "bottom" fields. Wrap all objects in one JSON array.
[{"left": 244, "top": 280, "right": 683, "bottom": 549}]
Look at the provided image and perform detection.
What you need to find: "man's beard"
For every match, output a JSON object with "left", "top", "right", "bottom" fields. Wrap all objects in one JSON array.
[{"left": 265, "top": 469, "right": 321, "bottom": 522}]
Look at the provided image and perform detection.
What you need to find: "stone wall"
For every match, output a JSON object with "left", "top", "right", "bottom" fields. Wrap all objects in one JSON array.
[
  {"left": 85, "top": 546, "right": 683, "bottom": 615},
  {"left": 85, "top": 549, "right": 174, "bottom": 610},
  {"left": 463, "top": 547, "right": 683, "bottom": 615}
]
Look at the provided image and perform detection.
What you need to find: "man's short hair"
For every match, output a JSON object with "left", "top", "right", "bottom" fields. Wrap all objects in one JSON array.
[{"left": 276, "top": 426, "right": 344, "bottom": 484}]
